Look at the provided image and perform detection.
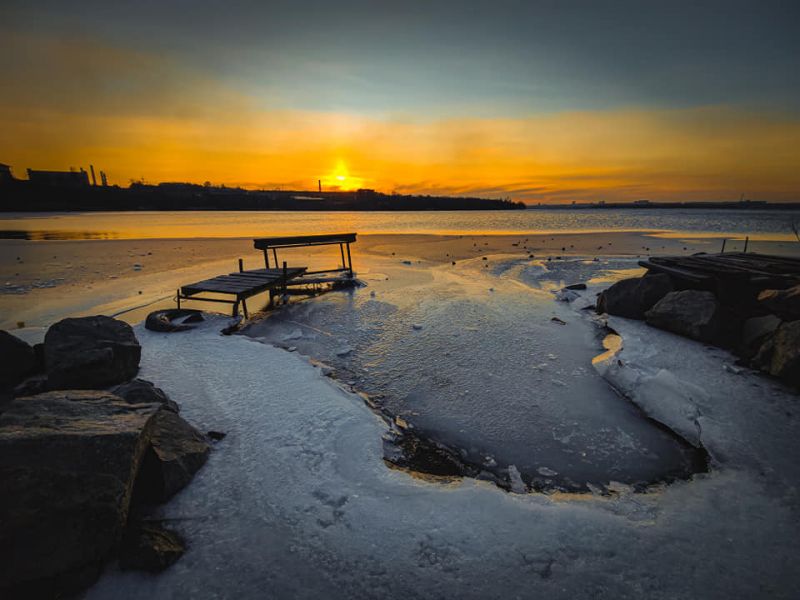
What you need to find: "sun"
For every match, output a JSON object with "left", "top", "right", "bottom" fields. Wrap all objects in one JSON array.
[{"left": 322, "top": 160, "right": 364, "bottom": 191}]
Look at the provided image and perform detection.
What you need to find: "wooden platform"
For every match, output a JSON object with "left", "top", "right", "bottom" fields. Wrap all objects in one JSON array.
[
  {"left": 176, "top": 232, "right": 358, "bottom": 319},
  {"left": 639, "top": 252, "right": 800, "bottom": 312},
  {"left": 178, "top": 267, "right": 307, "bottom": 317},
  {"left": 640, "top": 253, "right": 800, "bottom": 286}
]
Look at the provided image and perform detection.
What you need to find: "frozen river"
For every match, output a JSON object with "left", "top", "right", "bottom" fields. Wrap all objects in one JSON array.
[{"left": 245, "top": 253, "right": 706, "bottom": 492}]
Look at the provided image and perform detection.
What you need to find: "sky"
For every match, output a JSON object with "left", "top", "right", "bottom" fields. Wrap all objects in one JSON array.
[{"left": 1, "top": 0, "right": 798, "bottom": 203}]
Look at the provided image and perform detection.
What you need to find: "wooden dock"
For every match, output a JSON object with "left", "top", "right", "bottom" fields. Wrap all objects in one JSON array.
[
  {"left": 178, "top": 266, "right": 307, "bottom": 318},
  {"left": 639, "top": 252, "right": 800, "bottom": 312},
  {"left": 177, "top": 232, "right": 358, "bottom": 317}
]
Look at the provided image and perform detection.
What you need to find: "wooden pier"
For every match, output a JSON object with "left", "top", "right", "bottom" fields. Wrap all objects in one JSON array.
[
  {"left": 177, "top": 232, "right": 358, "bottom": 317},
  {"left": 639, "top": 252, "right": 800, "bottom": 313}
]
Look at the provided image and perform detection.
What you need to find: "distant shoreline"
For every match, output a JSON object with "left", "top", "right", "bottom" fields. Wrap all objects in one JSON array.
[
  {"left": 0, "top": 180, "right": 524, "bottom": 212},
  {"left": 527, "top": 201, "right": 800, "bottom": 210}
]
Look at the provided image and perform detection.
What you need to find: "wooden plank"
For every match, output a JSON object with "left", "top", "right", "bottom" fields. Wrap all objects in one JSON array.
[
  {"left": 650, "top": 254, "right": 800, "bottom": 280},
  {"left": 226, "top": 272, "right": 282, "bottom": 282},
  {"left": 181, "top": 265, "right": 309, "bottom": 299},
  {"left": 253, "top": 233, "right": 356, "bottom": 250},
  {"left": 642, "top": 252, "right": 800, "bottom": 288},
  {"left": 638, "top": 260, "right": 710, "bottom": 283},
  {"left": 241, "top": 267, "right": 307, "bottom": 277},
  {"left": 182, "top": 279, "right": 268, "bottom": 293}
]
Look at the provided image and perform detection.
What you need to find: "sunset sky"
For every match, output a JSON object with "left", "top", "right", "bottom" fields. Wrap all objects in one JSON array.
[{"left": 1, "top": 1, "right": 798, "bottom": 203}]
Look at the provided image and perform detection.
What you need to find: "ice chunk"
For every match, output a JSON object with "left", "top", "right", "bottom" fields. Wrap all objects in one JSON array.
[{"left": 507, "top": 465, "right": 527, "bottom": 493}]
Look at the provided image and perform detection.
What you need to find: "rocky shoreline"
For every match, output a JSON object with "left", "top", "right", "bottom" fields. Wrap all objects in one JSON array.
[
  {"left": 0, "top": 316, "right": 212, "bottom": 598},
  {"left": 596, "top": 271, "right": 800, "bottom": 388}
]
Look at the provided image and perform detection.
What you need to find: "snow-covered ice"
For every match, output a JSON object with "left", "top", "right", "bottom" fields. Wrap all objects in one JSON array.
[
  {"left": 86, "top": 321, "right": 799, "bottom": 598},
  {"left": 84, "top": 254, "right": 800, "bottom": 599}
]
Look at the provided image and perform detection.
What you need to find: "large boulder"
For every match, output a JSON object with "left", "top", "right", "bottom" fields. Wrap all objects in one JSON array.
[
  {"left": 0, "top": 391, "right": 161, "bottom": 594},
  {"left": 597, "top": 278, "right": 640, "bottom": 318},
  {"left": 758, "top": 285, "right": 800, "bottom": 322},
  {"left": 740, "top": 314, "right": 782, "bottom": 359},
  {"left": 44, "top": 316, "right": 141, "bottom": 389},
  {"left": 769, "top": 321, "right": 800, "bottom": 387},
  {"left": 133, "top": 410, "right": 210, "bottom": 504},
  {"left": 111, "top": 378, "right": 180, "bottom": 413},
  {"left": 645, "top": 290, "right": 724, "bottom": 343},
  {"left": 0, "top": 330, "right": 38, "bottom": 388},
  {"left": 596, "top": 273, "right": 673, "bottom": 319},
  {"left": 0, "top": 466, "right": 127, "bottom": 597}
]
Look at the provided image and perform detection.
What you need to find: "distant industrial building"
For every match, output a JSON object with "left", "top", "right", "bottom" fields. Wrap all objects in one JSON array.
[
  {"left": 27, "top": 168, "right": 90, "bottom": 187},
  {"left": 0, "top": 163, "right": 13, "bottom": 183}
]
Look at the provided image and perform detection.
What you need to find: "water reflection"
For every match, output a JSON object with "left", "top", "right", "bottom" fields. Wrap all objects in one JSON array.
[
  {"left": 0, "top": 230, "right": 122, "bottom": 241},
  {"left": 0, "top": 208, "right": 797, "bottom": 240}
]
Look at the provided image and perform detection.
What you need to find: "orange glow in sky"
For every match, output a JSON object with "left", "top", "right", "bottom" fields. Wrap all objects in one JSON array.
[
  {"left": 1, "top": 25, "right": 799, "bottom": 204},
  {"left": 321, "top": 160, "right": 365, "bottom": 191}
]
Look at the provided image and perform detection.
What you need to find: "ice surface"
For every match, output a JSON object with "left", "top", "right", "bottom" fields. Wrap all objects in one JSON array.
[
  {"left": 599, "top": 315, "right": 800, "bottom": 491},
  {"left": 86, "top": 312, "right": 800, "bottom": 599},
  {"left": 244, "top": 255, "right": 702, "bottom": 491}
]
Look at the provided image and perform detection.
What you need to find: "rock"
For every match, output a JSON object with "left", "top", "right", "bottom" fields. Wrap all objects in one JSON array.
[
  {"left": 0, "top": 466, "right": 123, "bottom": 597},
  {"left": 32, "top": 342, "right": 45, "bottom": 370},
  {"left": 44, "top": 316, "right": 141, "bottom": 389},
  {"left": 637, "top": 273, "right": 674, "bottom": 310},
  {"left": 564, "top": 283, "right": 587, "bottom": 290},
  {"left": 596, "top": 278, "right": 641, "bottom": 318},
  {"left": 12, "top": 373, "right": 48, "bottom": 398},
  {"left": 769, "top": 320, "right": 800, "bottom": 387},
  {"left": 119, "top": 522, "right": 185, "bottom": 572},
  {"left": 597, "top": 274, "right": 674, "bottom": 319},
  {"left": 645, "top": 290, "right": 723, "bottom": 342},
  {"left": 111, "top": 378, "right": 180, "bottom": 413},
  {"left": 740, "top": 314, "right": 782, "bottom": 359},
  {"left": 0, "top": 330, "right": 37, "bottom": 388},
  {"left": 145, "top": 309, "right": 204, "bottom": 333},
  {"left": 133, "top": 410, "right": 210, "bottom": 504},
  {"left": 0, "top": 391, "right": 162, "bottom": 593},
  {"left": 758, "top": 285, "right": 800, "bottom": 321},
  {"left": 207, "top": 430, "right": 226, "bottom": 441},
  {"left": 556, "top": 289, "right": 580, "bottom": 302}
]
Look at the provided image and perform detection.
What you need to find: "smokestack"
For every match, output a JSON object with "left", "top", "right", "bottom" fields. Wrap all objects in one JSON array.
[
  {"left": 90, "top": 165, "right": 97, "bottom": 186},
  {"left": 100, "top": 171, "right": 108, "bottom": 186},
  {"left": 318, "top": 179, "right": 322, "bottom": 193}
]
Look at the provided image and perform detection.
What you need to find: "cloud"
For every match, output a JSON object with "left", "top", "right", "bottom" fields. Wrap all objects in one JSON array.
[{"left": 1, "top": 32, "right": 798, "bottom": 202}]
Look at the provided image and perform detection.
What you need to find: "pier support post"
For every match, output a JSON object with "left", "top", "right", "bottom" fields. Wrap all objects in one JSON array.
[{"left": 346, "top": 243, "right": 353, "bottom": 277}]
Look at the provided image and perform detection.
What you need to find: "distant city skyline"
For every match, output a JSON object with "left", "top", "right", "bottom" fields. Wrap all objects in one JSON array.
[{"left": 1, "top": 1, "right": 798, "bottom": 203}]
